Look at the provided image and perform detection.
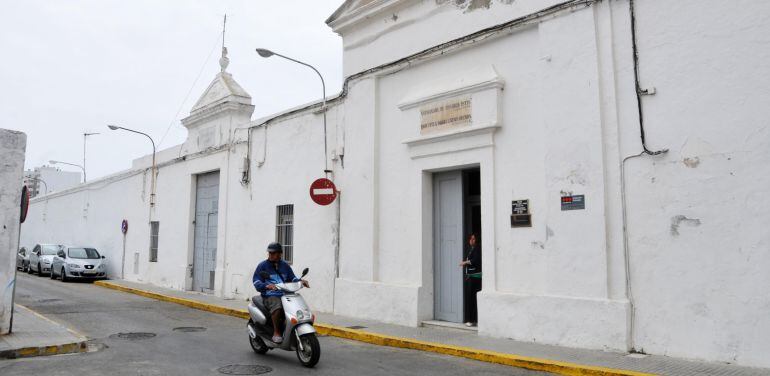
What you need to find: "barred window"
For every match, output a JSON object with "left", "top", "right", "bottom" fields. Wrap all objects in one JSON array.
[
  {"left": 149, "top": 221, "right": 159, "bottom": 262},
  {"left": 275, "top": 205, "right": 294, "bottom": 263}
]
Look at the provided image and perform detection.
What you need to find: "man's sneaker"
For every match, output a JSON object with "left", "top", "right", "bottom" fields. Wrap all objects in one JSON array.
[{"left": 272, "top": 335, "right": 283, "bottom": 343}]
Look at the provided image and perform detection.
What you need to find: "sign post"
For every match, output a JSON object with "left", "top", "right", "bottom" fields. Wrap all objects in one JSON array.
[
  {"left": 309, "top": 178, "right": 337, "bottom": 206},
  {"left": 120, "top": 219, "right": 128, "bottom": 279}
]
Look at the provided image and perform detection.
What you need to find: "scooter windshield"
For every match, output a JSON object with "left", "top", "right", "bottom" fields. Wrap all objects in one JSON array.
[{"left": 279, "top": 282, "right": 303, "bottom": 293}]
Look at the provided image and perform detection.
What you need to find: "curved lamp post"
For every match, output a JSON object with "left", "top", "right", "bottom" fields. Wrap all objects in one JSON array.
[
  {"left": 107, "top": 125, "right": 157, "bottom": 206},
  {"left": 256, "top": 48, "right": 329, "bottom": 175},
  {"left": 49, "top": 160, "right": 86, "bottom": 183}
]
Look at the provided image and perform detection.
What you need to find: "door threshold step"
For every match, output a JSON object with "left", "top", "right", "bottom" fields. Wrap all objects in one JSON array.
[{"left": 421, "top": 320, "right": 478, "bottom": 332}]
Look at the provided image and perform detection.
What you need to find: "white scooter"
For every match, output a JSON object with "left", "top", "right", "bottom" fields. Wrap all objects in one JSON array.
[{"left": 247, "top": 268, "right": 320, "bottom": 367}]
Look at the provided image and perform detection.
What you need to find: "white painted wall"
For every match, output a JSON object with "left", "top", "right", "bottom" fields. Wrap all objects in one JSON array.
[
  {"left": 0, "top": 128, "right": 26, "bottom": 335},
  {"left": 19, "top": 0, "right": 770, "bottom": 367}
]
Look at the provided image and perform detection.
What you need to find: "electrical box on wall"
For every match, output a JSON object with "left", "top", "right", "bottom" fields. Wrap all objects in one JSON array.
[{"left": 510, "top": 199, "right": 532, "bottom": 227}]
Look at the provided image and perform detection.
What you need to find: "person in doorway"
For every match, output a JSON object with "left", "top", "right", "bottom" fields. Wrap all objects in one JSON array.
[
  {"left": 459, "top": 233, "right": 482, "bottom": 327},
  {"left": 252, "top": 242, "right": 309, "bottom": 343}
]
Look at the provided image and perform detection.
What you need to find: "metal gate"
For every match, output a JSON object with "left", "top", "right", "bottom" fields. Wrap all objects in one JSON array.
[
  {"left": 433, "top": 171, "right": 464, "bottom": 323},
  {"left": 192, "top": 171, "right": 219, "bottom": 293}
]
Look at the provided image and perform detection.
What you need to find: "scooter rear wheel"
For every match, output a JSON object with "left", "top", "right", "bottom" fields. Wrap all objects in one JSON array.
[
  {"left": 296, "top": 333, "right": 320, "bottom": 368},
  {"left": 248, "top": 320, "right": 269, "bottom": 354}
]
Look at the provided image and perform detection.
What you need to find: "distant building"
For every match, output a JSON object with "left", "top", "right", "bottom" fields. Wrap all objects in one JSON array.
[{"left": 23, "top": 166, "right": 81, "bottom": 197}]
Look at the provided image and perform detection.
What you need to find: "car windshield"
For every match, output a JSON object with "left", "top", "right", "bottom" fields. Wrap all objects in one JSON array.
[
  {"left": 68, "top": 248, "right": 101, "bottom": 259},
  {"left": 41, "top": 245, "right": 60, "bottom": 255}
]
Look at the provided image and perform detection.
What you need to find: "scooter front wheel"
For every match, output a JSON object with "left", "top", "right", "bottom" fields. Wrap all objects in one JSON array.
[
  {"left": 247, "top": 320, "right": 269, "bottom": 354},
  {"left": 296, "top": 333, "right": 320, "bottom": 368}
]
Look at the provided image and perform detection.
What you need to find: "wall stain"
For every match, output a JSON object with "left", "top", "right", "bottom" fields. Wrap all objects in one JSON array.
[
  {"left": 670, "top": 215, "right": 701, "bottom": 236},
  {"left": 683, "top": 157, "right": 700, "bottom": 168},
  {"left": 531, "top": 241, "right": 545, "bottom": 250},
  {"left": 437, "top": 0, "right": 515, "bottom": 12},
  {"left": 546, "top": 226, "right": 554, "bottom": 240}
]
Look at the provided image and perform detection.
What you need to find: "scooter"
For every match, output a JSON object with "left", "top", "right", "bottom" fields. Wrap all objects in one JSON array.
[{"left": 247, "top": 268, "right": 321, "bottom": 367}]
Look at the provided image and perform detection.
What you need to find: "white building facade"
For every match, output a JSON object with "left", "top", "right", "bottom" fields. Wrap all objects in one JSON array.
[{"left": 20, "top": 0, "right": 770, "bottom": 367}]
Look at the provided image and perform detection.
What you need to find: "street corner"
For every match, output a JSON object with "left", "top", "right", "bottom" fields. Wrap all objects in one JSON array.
[{"left": 0, "top": 304, "right": 89, "bottom": 360}]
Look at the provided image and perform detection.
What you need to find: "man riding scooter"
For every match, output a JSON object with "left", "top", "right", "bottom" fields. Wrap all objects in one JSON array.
[{"left": 252, "top": 242, "right": 309, "bottom": 343}]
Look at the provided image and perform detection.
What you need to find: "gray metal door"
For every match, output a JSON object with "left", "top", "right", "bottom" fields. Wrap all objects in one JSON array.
[
  {"left": 433, "top": 171, "right": 464, "bottom": 322},
  {"left": 193, "top": 171, "right": 219, "bottom": 293}
]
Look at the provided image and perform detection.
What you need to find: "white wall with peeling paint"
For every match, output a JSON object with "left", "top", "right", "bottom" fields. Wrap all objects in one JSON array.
[{"left": 18, "top": 0, "right": 770, "bottom": 368}]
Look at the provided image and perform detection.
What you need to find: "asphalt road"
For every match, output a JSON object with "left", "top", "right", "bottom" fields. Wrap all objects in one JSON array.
[{"left": 2, "top": 273, "right": 549, "bottom": 376}]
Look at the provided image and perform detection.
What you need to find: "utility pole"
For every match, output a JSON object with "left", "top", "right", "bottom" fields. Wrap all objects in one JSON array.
[{"left": 83, "top": 132, "right": 99, "bottom": 182}]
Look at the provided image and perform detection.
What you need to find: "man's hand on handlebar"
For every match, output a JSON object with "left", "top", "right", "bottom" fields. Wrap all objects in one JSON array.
[
  {"left": 266, "top": 284, "right": 277, "bottom": 290},
  {"left": 301, "top": 280, "right": 310, "bottom": 288}
]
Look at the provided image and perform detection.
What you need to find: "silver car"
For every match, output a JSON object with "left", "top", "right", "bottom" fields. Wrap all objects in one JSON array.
[
  {"left": 16, "top": 247, "right": 29, "bottom": 272},
  {"left": 51, "top": 247, "right": 107, "bottom": 281},
  {"left": 29, "top": 244, "right": 64, "bottom": 276}
]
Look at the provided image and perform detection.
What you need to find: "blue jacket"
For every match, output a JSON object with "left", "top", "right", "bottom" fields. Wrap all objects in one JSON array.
[{"left": 252, "top": 259, "right": 299, "bottom": 297}]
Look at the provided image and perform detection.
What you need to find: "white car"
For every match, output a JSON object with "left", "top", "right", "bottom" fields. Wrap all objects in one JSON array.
[
  {"left": 28, "top": 244, "right": 64, "bottom": 276},
  {"left": 51, "top": 246, "right": 107, "bottom": 281}
]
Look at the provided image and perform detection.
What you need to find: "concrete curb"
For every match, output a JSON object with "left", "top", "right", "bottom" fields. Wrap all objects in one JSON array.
[
  {"left": 0, "top": 342, "right": 88, "bottom": 360},
  {"left": 94, "top": 280, "right": 653, "bottom": 376},
  {"left": 0, "top": 305, "right": 89, "bottom": 360}
]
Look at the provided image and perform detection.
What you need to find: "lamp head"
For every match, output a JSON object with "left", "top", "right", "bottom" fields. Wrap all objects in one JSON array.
[
  {"left": 256, "top": 48, "right": 274, "bottom": 58},
  {"left": 107, "top": 125, "right": 119, "bottom": 130},
  {"left": 49, "top": 160, "right": 57, "bottom": 165}
]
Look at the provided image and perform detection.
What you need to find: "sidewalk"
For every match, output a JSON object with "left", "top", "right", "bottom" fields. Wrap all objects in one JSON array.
[
  {"left": 94, "top": 279, "right": 767, "bottom": 376},
  {"left": 0, "top": 304, "right": 88, "bottom": 359}
]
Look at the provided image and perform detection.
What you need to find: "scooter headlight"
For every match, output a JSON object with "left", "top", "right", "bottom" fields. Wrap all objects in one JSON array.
[{"left": 296, "top": 310, "right": 305, "bottom": 320}]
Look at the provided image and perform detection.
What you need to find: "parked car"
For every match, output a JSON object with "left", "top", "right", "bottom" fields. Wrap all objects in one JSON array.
[
  {"left": 16, "top": 247, "right": 29, "bottom": 272},
  {"left": 28, "top": 244, "right": 64, "bottom": 276},
  {"left": 51, "top": 247, "right": 107, "bottom": 281}
]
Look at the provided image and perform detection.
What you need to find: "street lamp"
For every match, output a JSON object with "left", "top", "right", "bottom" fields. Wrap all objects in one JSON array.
[
  {"left": 255, "top": 48, "right": 330, "bottom": 175},
  {"left": 49, "top": 160, "right": 86, "bottom": 183},
  {"left": 107, "top": 124, "right": 157, "bottom": 206}
]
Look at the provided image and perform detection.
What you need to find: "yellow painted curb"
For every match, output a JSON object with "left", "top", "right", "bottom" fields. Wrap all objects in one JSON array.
[
  {"left": 0, "top": 304, "right": 90, "bottom": 360},
  {"left": 94, "top": 280, "right": 654, "bottom": 376}
]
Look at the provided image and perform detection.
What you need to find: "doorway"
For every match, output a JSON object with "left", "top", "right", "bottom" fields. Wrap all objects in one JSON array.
[
  {"left": 433, "top": 168, "right": 481, "bottom": 323},
  {"left": 192, "top": 171, "right": 220, "bottom": 293}
]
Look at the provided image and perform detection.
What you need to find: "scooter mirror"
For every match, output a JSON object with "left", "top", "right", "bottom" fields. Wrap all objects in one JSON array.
[
  {"left": 259, "top": 271, "right": 270, "bottom": 280},
  {"left": 301, "top": 268, "right": 309, "bottom": 277}
]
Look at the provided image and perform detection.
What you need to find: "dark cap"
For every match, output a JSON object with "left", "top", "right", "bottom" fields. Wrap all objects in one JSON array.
[{"left": 267, "top": 242, "right": 283, "bottom": 253}]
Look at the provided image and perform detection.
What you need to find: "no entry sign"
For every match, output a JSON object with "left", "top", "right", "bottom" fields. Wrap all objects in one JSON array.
[{"left": 309, "top": 178, "right": 337, "bottom": 206}]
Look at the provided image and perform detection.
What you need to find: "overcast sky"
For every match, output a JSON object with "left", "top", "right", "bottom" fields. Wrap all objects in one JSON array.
[{"left": 1, "top": 0, "right": 345, "bottom": 180}]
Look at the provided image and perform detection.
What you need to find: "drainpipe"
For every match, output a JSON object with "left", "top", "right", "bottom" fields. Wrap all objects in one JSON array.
[{"left": 621, "top": 0, "right": 669, "bottom": 352}]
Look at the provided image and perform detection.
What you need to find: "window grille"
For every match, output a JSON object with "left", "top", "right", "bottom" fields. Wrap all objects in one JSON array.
[
  {"left": 150, "top": 221, "right": 159, "bottom": 262},
  {"left": 275, "top": 205, "right": 294, "bottom": 263}
]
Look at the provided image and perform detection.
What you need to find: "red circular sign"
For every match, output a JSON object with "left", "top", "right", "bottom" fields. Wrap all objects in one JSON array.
[
  {"left": 121, "top": 219, "right": 129, "bottom": 234},
  {"left": 309, "top": 178, "right": 337, "bottom": 206},
  {"left": 20, "top": 186, "right": 29, "bottom": 224}
]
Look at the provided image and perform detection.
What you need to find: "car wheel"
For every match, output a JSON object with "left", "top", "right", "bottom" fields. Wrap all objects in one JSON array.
[
  {"left": 26, "top": 263, "right": 32, "bottom": 274},
  {"left": 50, "top": 266, "right": 56, "bottom": 279},
  {"left": 60, "top": 267, "right": 68, "bottom": 282},
  {"left": 37, "top": 263, "right": 45, "bottom": 277}
]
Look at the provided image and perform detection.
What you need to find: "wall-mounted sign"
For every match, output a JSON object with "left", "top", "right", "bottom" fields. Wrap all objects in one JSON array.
[
  {"left": 419, "top": 95, "right": 472, "bottom": 135},
  {"left": 561, "top": 195, "right": 585, "bottom": 211},
  {"left": 511, "top": 199, "right": 532, "bottom": 227},
  {"left": 512, "top": 200, "right": 529, "bottom": 215},
  {"left": 309, "top": 178, "right": 337, "bottom": 206}
]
